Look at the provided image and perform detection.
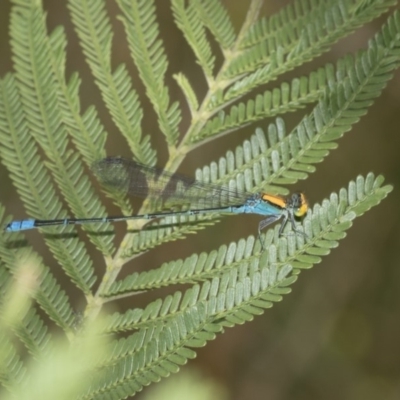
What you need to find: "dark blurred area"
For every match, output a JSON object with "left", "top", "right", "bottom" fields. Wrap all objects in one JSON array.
[{"left": 1, "top": 1, "right": 400, "bottom": 399}]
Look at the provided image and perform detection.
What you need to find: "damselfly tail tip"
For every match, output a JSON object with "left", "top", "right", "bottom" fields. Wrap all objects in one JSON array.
[{"left": 4, "top": 220, "right": 35, "bottom": 232}]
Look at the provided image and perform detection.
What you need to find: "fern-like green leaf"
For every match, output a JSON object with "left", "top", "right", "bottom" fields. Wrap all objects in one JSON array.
[
  {"left": 0, "top": 232, "right": 76, "bottom": 335},
  {"left": 194, "top": 32, "right": 400, "bottom": 195},
  {"left": 0, "top": 73, "right": 98, "bottom": 295},
  {"left": 195, "top": 64, "right": 336, "bottom": 142},
  {"left": 222, "top": 0, "right": 396, "bottom": 102},
  {"left": 119, "top": 213, "right": 221, "bottom": 260},
  {"left": 116, "top": 0, "right": 182, "bottom": 147},
  {"left": 225, "top": 0, "right": 396, "bottom": 78},
  {"left": 241, "top": 0, "right": 334, "bottom": 48},
  {"left": 193, "top": 0, "right": 236, "bottom": 52},
  {"left": 68, "top": 0, "right": 156, "bottom": 166},
  {"left": 0, "top": 244, "right": 53, "bottom": 358},
  {"left": 15, "top": 308, "right": 52, "bottom": 360},
  {"left": 4, "top": 309, "right": 113, "bottom": 400},
  {"left": 242, "top": 0, "right": 396, "bottom": 50},
  {"left": 173, "top": 72, "right": 200, "bottom": 114},
  {"left": 47, "top": 26, "right": 107, "bottom": 166},
  {"left": 0, "top": 331, "right": 26, "bottom": 392},
  {"left": 47, "top": 24, "right": 133, "bottom": 215},
  {"left": 0, "top": 255, "right": 53, "bottom": 359},
  {"left": 85, "top": 306, "right": 218, "bottom": 399},
  {"left": 172, "top": 0, "right": 215, "bottom": 81},
  {"left": 9, "top": 2, "right": 115, "bottom": 257}
]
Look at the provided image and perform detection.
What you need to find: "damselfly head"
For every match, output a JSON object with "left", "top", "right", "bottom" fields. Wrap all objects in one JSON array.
[{"left": 289, "top": 192, "right": 308, "bottom": 217}]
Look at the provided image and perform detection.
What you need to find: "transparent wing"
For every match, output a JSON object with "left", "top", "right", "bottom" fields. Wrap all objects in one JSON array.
[{"left": 92, "top": 157, "right": 250, "bottom": 209}]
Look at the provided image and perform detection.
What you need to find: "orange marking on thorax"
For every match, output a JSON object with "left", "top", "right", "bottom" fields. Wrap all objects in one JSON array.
[{"left": 261, "top": 193, "right": 287, "bottom": 208}]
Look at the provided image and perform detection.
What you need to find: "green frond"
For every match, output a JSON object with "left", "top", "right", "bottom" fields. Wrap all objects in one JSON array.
[
  {"left": 102, "top": 172, "right": 391, "bottom": 336},
  {"left": 0, "top": 331, "right": 26, "bottom": 392},
  {"left": 86, "top": 306, "right": 216, "bottom": 399},
  {"left": 99, "top": 325, "right": 159, "bottom": 365},
  {"left": 172, "top": 0, "right": 215, "bottom": 81},
  {"left": 0, "top": 248, "right": 53, "bottom": 358},
  {"left": 0, "top": 252, "right": 54, "bottom": 357},
  {"left": 51, "top": 13, "right": 134, "bottom": 214},
  {"left": 0, "top": 230, "right": 76, "bottom": 334},
  {"left": 7, "top": 313, "right": 113, "bottom": 400},
  {"left": 46, "top": 25, "right": 108, "bottom": 166},
  {"left": 196, "top": 63, "right": 336, "bottom": 142},
  {"left": 192, "top": 0, "right": 236, "bottom": 52},
  {"left": 173, "top": 73, "right": 200, "bottom": 114},
  {"left": 107, "top": 238, "right": 255, "bottom": 296},
  {"left": 241, "top": 0, "right": 332, "bottom": 48},
  {"left": 15, "top": 308, "right": 52, "bottom": 360},
  {"left": 116, "top": 0, "right": 182, "bottom": 147},
  {"left": 193, "top": 117, "right": 313, "bottom": 196},
  {"left": 0, "top": 265, "right": 11, "bottom": 294},
  {"left": 223, "top": 0, "right": 397, "bottom": 101},
  {"left": 104, "top": 293, "right": 182, "bottom": 334},
  {"left": 225, "top": 0, "right": 396, "bottom": 78},
  {"left": 9, "top": 3, "right": 115, "bottom": 256},
  {"left": 0, "top": 74, "right": 97, "bottom": 294},
  {"left": 120, "top": 213, "right": 220, "bottom": 260},
  {"left": 68, "top": 0, "right": 156, "bottom": 166},
  {"left": 49, "top": 25, "right": 137, "bottom": 221},
  {"left": 196, "top": 33, "right": 400, "bottom": 193},
  {"left": 241, "top": 0, "right": 395, "bottom": 49}
]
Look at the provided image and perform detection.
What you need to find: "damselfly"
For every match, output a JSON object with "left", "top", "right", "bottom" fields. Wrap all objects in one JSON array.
[{"left": 5, "top": 157, "right": 308, "bottom": 242}]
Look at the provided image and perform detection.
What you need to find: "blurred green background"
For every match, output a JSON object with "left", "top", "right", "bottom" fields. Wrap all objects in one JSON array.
[{"left": 1, "top": 1, "right": 399, "bottom": 399}]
